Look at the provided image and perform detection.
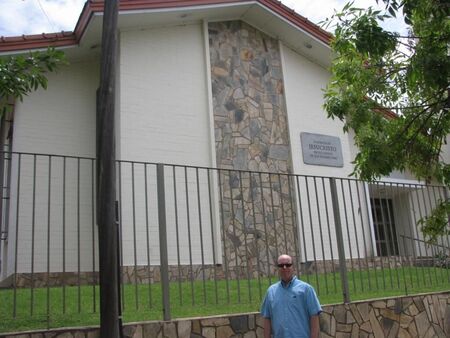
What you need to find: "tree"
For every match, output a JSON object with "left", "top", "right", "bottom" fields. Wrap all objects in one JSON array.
[
  {"left": 322, "top": 0, "right": 450, "bottom": 243},
  {"left": 0, "top": 48, "right": 65, "bottom": 115}
]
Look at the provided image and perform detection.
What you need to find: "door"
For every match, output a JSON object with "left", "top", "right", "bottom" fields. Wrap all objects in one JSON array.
[{"left": 371, "top": 198, "right": 399, "bottom": 256}]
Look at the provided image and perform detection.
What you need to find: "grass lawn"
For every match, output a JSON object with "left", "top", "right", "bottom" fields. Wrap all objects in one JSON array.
[{"left": 0, "top": 267, "right": 449, "bottom": 333}]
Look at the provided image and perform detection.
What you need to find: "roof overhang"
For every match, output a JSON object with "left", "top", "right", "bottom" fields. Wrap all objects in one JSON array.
[{"left": 0, "top": 0, "right": 333, "bottom": 67}]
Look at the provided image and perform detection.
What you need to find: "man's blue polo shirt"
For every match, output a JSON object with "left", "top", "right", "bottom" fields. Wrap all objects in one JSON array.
[{"left": 260, "top": 276, "right": 322, "bottom": 338}]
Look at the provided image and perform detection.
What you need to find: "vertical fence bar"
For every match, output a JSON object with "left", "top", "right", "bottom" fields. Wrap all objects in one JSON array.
[
  {"left": 330, "top": 178, "right": 350, "bottom": 303},
  {"left": 2, "top": 150, "right": 12, "bottom": 247},
  {"left": 393, "top": 182, "right": 409, "bottom": 294},
  {"left": 77, "top": 158, "right": 81, "bottom": 313},
  {"left": 347, "top": 180, "right": 363, "bottom": 292},
  {"left": 386, "top": 183, "right": 401, "bottom": 289},
  {"left": 184, "top": 166, "right": 195, "bottom": 305},
  {"left": 12, "top": 154, "right": 21, "bottom": 318},
  {"left": 268, "top": 174, "right": 279, "bottom": 261},
  {"left": 145, "top": 164, "right": 153, "bottom": 308},
  {"left": 414, "top": 184, "right": 431, "bottom": 286},
  {"left": 403, "top": 183, "right": 419, "bottom": 287},
  {"left": 305, "top": 177, "right": 317, "bottom": 285},
  {"left": 172, "top": 166, "right": 182, "bottom": 306},
  {"left": 0, "top": 151, "right": 6, "bottom": 314},
  {"left": 131, "top": 163, "right": 139, "bottom": 310},
  {"left": 371, "top": 185, "right": 386, "bottom": 289},
  {"left": 400, "top": 233, "right": 410, "bottom": 290},
  {"left": 442, "top": 188, "right": 450, "bottom": 255},
  {"left": 416, "top": 185, "right": 433, "bottom": 285},
  {"left": 0, "top": 152, "right": 4, "bottom": 258},
  {"left": 410, "top": 184, "right": 426, "bottom": 286},
  {"left": 419, "top": 184, "right": 434, "bottom": 285},
  {"left": 339, "top": 179, "right": 356, "bottom": 291},
  {"left": 62, "top": 157, "right": 66, "bottom": 314},
  {"left": 91, "top": 159, "right": 97, "bottom": 313},
  {"left": 228, "top": 170, "right": 241, "bottom": 302},
  {"left": 296, "top": 176, "right": 309, "bottom": 283},
  {"left": 430, "top": 185, "right": 445, "bottom": 283},
  {"left": 313, "top": 177, "right": 325, "bottom": 294},
  {"left": 362, "top": 183, "right": 380, "bottom": 290},
  {"left": 195, "top": 168, "right": 207, "bottom": 304},
  {"left": 288, "top": 176, "right": 301, "bottom": 286},
  {"left": 157, "top": 163, "right": 170, "bottom": 321},
  {"left": 423, "top": 185, "right": 439, "bottom": 285},
  {"left": 46, "top": 156, "right": 52, "bottom": 326},
  {"left": 278, "top": 174, "right": 288, "bottom": 254},
  {"left": 355, "top": 180, "right": 371, "bottom": 291},
  {"left": 322, "top": 177, "right": 337, "bottom": 293},
  {"left": 259, "top": 172, "right": 272, "bottom": 285},
  {"left": 115, "top": 198, "right": 124, "bottom": 333},
  {"left": 249, "top": 172, "right": 262, "bottom": 300},
  {"left": 380, "top": 183, "right": 397, "bottom": 288},
  {"left": 207, "top": 168, "right": 219, "bottom": 304},
  {"left": 0, "top": 150, "right": 5, "bottom": 268},
  {"left": 118, "top": 162, "right": 125, "bottom": 311},
  {"left": 30, "top": 154, "right": 36, "bottom": 316},
  {"left": 239, "top": 170, "right": 252, "bottom": 303},
  {"left": 375, "top": 185, "right": 391, "bottom": 288},
  {"left": 435, "top": 186, "right": 450, "bottom": 283},
  {"left": 218, "top": 170, "right": 230, "bottom": 303}
]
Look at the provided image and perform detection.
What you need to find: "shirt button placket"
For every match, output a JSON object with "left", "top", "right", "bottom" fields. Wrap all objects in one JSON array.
[{"left": 282, "top": 287, "right": 288, "bottom": 334}]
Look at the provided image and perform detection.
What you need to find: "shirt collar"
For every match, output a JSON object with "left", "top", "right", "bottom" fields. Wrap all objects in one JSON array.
[{"left": 280, "top": 275, "right": 297, "bottom": 288}]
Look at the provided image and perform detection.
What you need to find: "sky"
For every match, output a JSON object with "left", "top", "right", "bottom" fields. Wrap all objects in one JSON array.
[{"left": 0, "top": 0, "right": 406, "bottom": 37}]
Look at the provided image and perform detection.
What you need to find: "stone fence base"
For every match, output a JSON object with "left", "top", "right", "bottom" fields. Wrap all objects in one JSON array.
[
  {"left": 1, "top": 291, "right": 449, "bottom": 338},
  {"left": 2, "top": 256, "right": 441, "bottom": 288}
]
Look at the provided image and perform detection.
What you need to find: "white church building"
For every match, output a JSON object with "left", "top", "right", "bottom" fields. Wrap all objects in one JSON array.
[{"left": 0, "top": 0, "right": 447, "bottom": 287}]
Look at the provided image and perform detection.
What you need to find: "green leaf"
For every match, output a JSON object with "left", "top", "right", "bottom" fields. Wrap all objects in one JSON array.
[
  {"left": 0, "top": 48, "right": 65, "bottom": 109},
  {"left": 323, "top": 0, "right": 450, "bottom": 242},
  {"left": 388, "top": 6, "right": 397, "bottom": 17}
]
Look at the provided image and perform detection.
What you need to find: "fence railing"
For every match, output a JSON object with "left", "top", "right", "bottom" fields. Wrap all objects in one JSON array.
[{"left": 0, "top": 151, "right": 449, "bottom": 331}]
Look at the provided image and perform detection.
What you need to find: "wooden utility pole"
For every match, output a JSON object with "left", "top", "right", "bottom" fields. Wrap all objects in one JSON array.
[{"left": 96, "top": 0, "right": 121, "bottom": 337}]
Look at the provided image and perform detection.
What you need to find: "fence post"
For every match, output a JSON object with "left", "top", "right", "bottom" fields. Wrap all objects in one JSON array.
[
  {"left": 157, "top": 163, "right": 171, "bottom": 320},
  {"left": 330, "top": 178, "right": 350, "bottom": 303}
]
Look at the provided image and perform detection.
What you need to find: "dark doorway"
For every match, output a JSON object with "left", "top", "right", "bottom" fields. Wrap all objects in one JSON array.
[{"left": 371, "top": 198, "right": 399, "bottom": 256}]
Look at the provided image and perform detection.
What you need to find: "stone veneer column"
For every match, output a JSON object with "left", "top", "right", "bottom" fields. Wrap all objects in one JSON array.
[{"left": 208, "top": 21, "right": 297, "bottom": 277}]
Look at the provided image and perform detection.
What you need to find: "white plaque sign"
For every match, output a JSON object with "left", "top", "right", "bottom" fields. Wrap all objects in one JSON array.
[{"left": 301, "top": 132, "right": 343, "bottom": 167}]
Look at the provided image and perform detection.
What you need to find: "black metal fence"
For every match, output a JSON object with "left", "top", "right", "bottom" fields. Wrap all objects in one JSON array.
[{"left": 0, "top": 151, "right": 449, "bottom": 330}]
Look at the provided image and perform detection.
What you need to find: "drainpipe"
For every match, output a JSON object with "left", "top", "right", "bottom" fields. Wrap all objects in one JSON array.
[{"left": 0, "top": 98, "right": 14, "bottom": 279}]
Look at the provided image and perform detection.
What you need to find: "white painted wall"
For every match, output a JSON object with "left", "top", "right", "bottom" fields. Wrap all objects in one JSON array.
[
  {"left": 12, "top": 60, "right": 98, "bottom": 157},
  {"left": 392, "top": 187, "right": 417, "bottom": 256},
  {"left": 5, "top": 155, "right": 96, "bottom": 276},
  {"left": 280, "top": 44, "right": 374, "bottom": 261},
  {"left": 4, "top": 60, "right": 99, "bottom": 277},
  {"left": 1, "top": 24, "right": 222, "bottom": 280},
  {"left": 118, "top": 23, "right": 217, "bottom": 266},
  {"left": 118, "top": 23, "right": 212, "bottom": 166},
  {"left": 293, "top": 175, "right": 373, "bottom": 262},
  {"left": 280, "top": 44, "right": 354, "bottom": 178},
  {"left": 440, "top": 136, "right": 450, "bottom": 165}
]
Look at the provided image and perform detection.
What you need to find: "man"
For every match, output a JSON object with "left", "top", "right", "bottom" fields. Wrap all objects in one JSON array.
[{"left": 261, "top": 254, "right": 322, "bottom": 338}]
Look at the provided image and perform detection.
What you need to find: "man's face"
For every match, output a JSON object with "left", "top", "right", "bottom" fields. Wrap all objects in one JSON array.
[{"left": 277, "top": 256, "right": 293, "bottom": 282}]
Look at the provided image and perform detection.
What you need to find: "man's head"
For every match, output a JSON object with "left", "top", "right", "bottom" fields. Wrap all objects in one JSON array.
[{"left": 277, "top": 254, "right": 294, "bottom": 283}]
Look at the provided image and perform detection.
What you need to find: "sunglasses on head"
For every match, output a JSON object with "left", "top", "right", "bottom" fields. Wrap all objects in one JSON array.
[{"left": 277, "top": 263, "right": 292, "bottom": 268}]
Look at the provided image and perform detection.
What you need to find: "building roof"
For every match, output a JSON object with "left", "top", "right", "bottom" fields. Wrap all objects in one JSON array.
[{"left": 0, "top": 0, "right": 332, "bottom": 66}]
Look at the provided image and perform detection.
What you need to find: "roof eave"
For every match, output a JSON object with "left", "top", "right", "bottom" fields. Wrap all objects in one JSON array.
[{"left": 0, "top": 0, "right": 332, "bottom": 54}]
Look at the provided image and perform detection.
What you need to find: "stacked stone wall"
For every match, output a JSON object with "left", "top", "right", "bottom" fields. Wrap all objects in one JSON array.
[
  {"left": 209, "top": 21, "right": 298, "bottom": 275},
  {"left": 2, "top": 292, "right": 449, "bottom": 337},
  {"left": 5, "top": 256, "right": 438, "bottom": 288}
]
